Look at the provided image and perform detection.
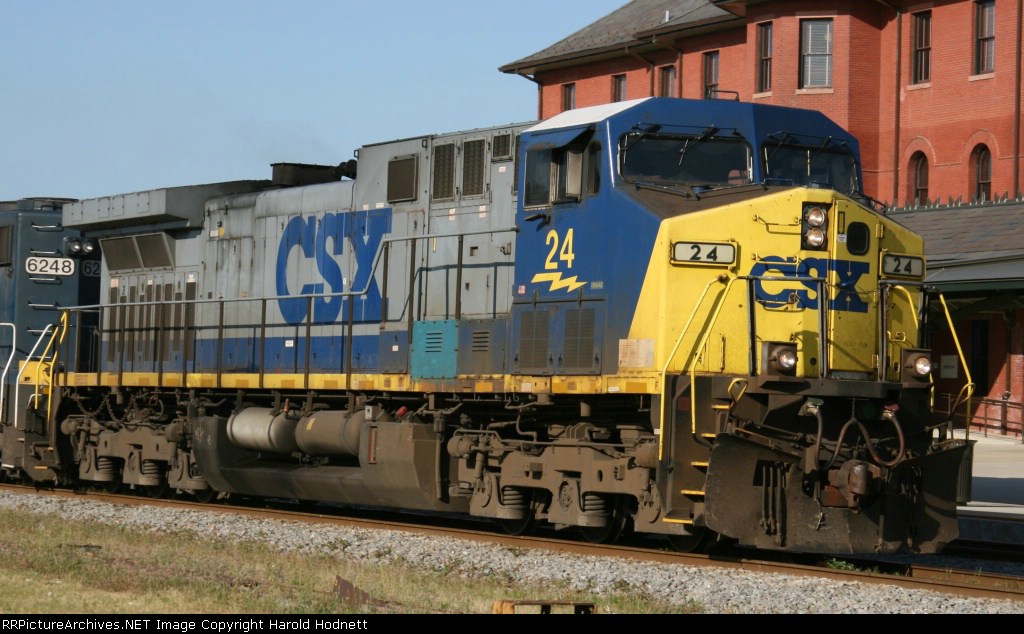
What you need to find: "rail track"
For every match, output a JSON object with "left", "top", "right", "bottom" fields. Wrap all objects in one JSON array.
[{"left": 1, "top": 481, "right": 1022, "bottom": 604}]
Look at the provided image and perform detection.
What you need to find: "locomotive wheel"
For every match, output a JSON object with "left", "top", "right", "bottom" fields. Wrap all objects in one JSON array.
[
  {"left": 495, "top": 494, "right": 538, "bottom": 536},
  {"left": 102, "top": 480, "right": 124, "bottom": 494},
  {"left": 667, "top": 528, "right": 712, "bottom": 553},
  {"left": 144, "top": 482, "right": 170, "bottom": 499},
  {"left": 496, "top": 513, "right": 536, "bottom": 536},
  {"left": 579, "top": 500, "right": 633, "bottom": 545},
  {"left": 192, "top": 487, "right": 217, "bottom": 503}
]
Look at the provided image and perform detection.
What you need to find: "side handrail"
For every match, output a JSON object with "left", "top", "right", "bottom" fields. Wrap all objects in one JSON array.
[
  {"left": 63, "top": 227, "right": 521, "bottom": 315},
  {"left": 14, "top": 324, "right": 54, "bottom": 430},
  {"left": 0, "top": 322, "right": 16, "bottom": 425},
  {"left": 70, "top": 226, "right": 519, "bottom": 385},
  {"left": 937, "top": 292, "right": 975, "bottom": 440}
]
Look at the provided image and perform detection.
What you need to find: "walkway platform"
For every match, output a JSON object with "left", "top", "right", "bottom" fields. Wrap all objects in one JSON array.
[{"left": 957, "top": 432, "right": 1024, "bottom": 544}]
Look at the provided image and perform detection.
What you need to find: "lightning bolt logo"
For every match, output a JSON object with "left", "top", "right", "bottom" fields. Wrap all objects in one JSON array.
[{"left": 531, "top": 271, "right": 587, "bottom": 293}]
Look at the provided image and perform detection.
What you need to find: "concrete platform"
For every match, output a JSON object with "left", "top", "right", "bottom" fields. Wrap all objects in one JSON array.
[
  {"left": 957, "top": 431, "right": 1024, "bottom": 544},
  {"left": 963, "top": 432, "right": 1024, "bottom": 505}
]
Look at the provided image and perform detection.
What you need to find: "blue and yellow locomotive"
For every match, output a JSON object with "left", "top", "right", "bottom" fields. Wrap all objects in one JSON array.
[{"left": 3, "top": 98, "right": 972, "bottom": 554}]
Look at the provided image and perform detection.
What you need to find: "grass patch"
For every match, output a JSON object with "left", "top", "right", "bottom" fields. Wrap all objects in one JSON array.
[{"left": 0, "top": 508, "right": 700, "bottom": 614}]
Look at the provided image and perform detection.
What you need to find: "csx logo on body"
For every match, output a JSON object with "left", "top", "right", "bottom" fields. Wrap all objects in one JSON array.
[
  {"left": 750, "top": 256, "right": 870, "bottom": 312},
  {"left": 275, "top": 209, "right": 392, "bottom": 325}
]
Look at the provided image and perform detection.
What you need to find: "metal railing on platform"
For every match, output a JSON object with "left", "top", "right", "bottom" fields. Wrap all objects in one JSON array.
[{"left": 935, "top": 392, "right": 1023, "bottom": 442}]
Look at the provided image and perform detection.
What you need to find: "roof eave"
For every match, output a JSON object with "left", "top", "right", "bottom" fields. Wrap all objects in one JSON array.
[
  {"left": 634, "top": 14, "right": 743, "bottom": 39},
  {"left": 710, "top": 1, "right": 767, "bottom": 18},
  {"left": 500, "top": 40, "right": 658, "bottom": 76},
  {"left": 499, "top": 14, "right": 745, "bottom": 77}
]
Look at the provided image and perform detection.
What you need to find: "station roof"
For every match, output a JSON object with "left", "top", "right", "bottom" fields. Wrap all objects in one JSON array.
[
  {"left": 889, "top": 200, "right": 1024, "bottom": 319},
  {"left": 499, "top": 0, "right": 738, "bottom": 76}
]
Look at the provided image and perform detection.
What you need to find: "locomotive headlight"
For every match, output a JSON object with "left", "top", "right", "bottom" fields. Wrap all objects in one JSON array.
[
  {"left": 764, "top": 342, "right": 798, "bottom": 375},
  {"left": 67, "top": 238, "right": 82, "bottom": 254},
  {"left": 804, "top": 206, "right": 827, "bottom": 227},
  {"left": 81, "top": 240, "right": 95, "bottom": 255},
  {"left": 777, "top": 348, "right": 798, "bottom": 370},
  {"left": 801, "top": 203, "right": 829, "bottom": 250},
  {"left": 804, "top": 228, "right": 826, "bottom": 248},
  {"left": 901, "top": 349, "right": 934, "bottom": 383},
  {"left": 911, "top": 355, "right": 933, "bottom": 376}
]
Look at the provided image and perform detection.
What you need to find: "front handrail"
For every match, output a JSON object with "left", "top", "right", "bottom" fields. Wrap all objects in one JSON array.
[
  {"left": 660, "top": 277, "right": 726, "bottom": 377},
  {"left": 885, "top": 283, "right": 925, "bottom": 390},
  {"left": 14, "top": 324, "right": 54, "bottom": 431},
  {"left": 658, "top": 276, "right": 727, "bottom": 458},
  {"left": 657, "top": 272, "right": 833, "bottom": 448},
  {"left": 42, "top": 312, "right": 70, "bottom": 421},
  {"left": 685, "top": 277, "right": 740, "bottom": 435}
]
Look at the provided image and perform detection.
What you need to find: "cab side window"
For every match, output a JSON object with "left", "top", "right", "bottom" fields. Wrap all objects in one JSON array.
[
  {"left": 524, "top": 148, "right": 553, "bottom": 208},
  {"left": 524, "top": 134, "right": 598, "bottom": 208}
]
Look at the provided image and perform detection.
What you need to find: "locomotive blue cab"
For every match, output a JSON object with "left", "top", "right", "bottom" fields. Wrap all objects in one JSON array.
[
  {"left": 9, "top": 98, "right": 973, "bottom": 555},
  {"left": 0, "top": 197, "right": 99, "bottom": 475}
]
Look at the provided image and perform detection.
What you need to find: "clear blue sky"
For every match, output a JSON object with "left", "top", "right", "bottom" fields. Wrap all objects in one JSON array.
[{"left": 1, "top": 1, "right": 624, "bottom": 201}]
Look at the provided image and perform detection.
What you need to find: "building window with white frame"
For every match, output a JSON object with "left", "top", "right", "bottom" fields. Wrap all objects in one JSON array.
[
  {"left": 800, "top": 19, "right": 832, "bottom": 88},
  {"left": 975, "top": 1, "right": 995, "bottom": 75}
]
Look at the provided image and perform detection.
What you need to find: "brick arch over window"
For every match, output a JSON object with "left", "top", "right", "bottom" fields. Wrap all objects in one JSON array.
[
  {"left": 960, "top": 130, "right": 1001, "bottom": 200},
  {"left": 970, "top": 144, "right": 992, "bottom": 202},
  {"left": 908, "top": 151, "right": 929, "bottom": 206}
]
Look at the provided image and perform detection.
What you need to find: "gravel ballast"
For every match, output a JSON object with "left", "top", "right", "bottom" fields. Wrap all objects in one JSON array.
[{"left": 1, "top": 491, "right": 1023, "bottom": 614}]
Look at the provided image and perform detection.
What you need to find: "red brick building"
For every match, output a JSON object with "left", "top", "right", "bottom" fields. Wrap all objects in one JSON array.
[
  {"left": 501, "top": 0, "right": 1024, "bottom": 435},
  {"left": 501, "top": 0, "right": 1022, "bottom": 208}
]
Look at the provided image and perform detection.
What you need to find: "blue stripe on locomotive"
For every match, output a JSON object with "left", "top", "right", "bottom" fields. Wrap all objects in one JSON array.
[{"left": 100, "top": 333, "right": 385, "bottom": 374}]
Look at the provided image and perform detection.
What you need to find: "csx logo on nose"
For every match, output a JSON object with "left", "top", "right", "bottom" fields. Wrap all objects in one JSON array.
[
  {"left": 275, "top": 209, "right": 392, "bottom": 325},
  {"left": 750, "top": 256, "right": 870, "bottom": 313}
]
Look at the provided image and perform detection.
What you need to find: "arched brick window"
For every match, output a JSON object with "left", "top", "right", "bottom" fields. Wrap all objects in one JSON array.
[
  {"left": 970, "top": 144, "right": 992, "bottom": 202},
  {"left": 909, "top": 152, "right": 929, "bottom": 206}
]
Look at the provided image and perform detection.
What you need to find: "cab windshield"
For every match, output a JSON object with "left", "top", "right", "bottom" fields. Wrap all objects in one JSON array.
[
  {"left": 618, "top": 131, "right": 753, "bottom": 188},
  {"left": 763, "top": 138, "right": 860, "bottom": 194}
]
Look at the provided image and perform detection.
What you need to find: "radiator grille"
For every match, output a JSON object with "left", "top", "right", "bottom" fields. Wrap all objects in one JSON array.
[
  {"left": 462, "top": 139, "right": 486, "bottom": 196},
  {"left": 432, "top": 143, "right": 455, "bottom": 200},
  {"left": 492, "top": 134, "right": 512, "bottom": 161},
  {"left": 563, "top": 308, "right": 596, "bottom": 371},
  {"left": 518, "top": 310, "right": 549, "bottom": 371}
]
